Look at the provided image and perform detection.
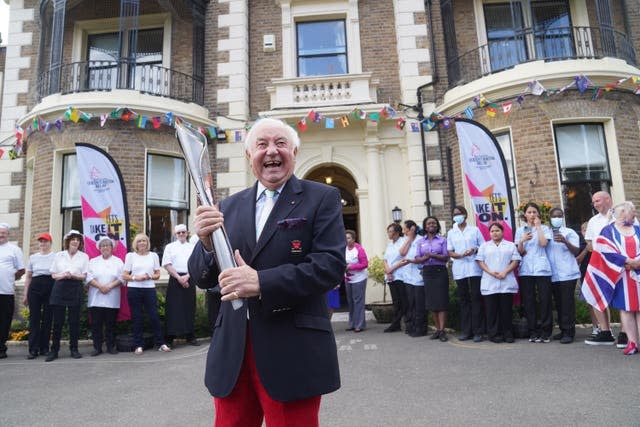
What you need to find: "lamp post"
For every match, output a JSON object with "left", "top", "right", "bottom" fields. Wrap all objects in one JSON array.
[{"left": 392, "top": 206, "right": 403, "bottom": 223}]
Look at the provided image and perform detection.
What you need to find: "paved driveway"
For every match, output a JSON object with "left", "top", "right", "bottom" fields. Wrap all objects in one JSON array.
[{"left": 1, "top": 319, "right": 639, "bottom": 426}]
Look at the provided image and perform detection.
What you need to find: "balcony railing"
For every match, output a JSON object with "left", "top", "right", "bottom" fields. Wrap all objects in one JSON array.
[
  {"left": 447, "top": 26, "right": 637, "bottom": 89},
  {"left": 268, "top": 73, "right": 379, "bottom": 110},
  {"left": 37, "top": 60, "right": 205, "bottom": 105}
]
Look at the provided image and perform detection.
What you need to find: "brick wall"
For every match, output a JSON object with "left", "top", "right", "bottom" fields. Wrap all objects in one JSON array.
[
  {"left": 359, "top": 0, "right": 402, "bottom": 105},
  {"left": 248, "top": 0, "right": 281, "bottom": 117}
]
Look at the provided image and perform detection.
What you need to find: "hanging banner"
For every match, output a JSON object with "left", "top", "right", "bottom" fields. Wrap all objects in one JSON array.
[
  {"left": 455, "top": 119, "right": 515, "bottom": 242},
  {"left": 76, "top": 143, "right": 131, "bottom": 320}
]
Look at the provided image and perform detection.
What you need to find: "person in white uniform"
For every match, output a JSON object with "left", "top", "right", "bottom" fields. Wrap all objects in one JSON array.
[
  {"left": 162, "top": 224, "right": 198, "bottom": 347},
  {"left": 0, "top": 223, "right": 25, "bottom": 359},
  {"left": 87, "top": 236, "right": 124, "bottom": 356}
]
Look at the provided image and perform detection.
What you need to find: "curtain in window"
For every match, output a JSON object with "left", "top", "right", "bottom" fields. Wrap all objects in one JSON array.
[
  {"left": 484, "top": 2, "right": 527, "bottom": 71},
  {"left": 556, "top": 124, "right": 610, "bottom": 182},
  {"left": 531, "top": 0, "right": 573, "bottom": 59},
  {"left": 62, "top": 154, "right": 80, "bottom": 208},
  {"left": 147, "top": 155, "right": 188, "bottom": 209}
]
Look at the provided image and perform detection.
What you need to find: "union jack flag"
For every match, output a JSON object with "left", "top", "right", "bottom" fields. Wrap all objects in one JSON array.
[{"left": 581, "top": 224, "right": 640, "bottom": 311}]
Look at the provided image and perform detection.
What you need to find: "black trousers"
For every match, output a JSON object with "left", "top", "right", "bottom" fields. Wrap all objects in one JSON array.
[
  {"left": 519, "top": 275, "right": 553, "bottom": 338},
  {"left": 456, "top": 276, "right": 484, "bottom": 336},
  {"left": 27, "top": 283, "right": 53, "bottom": 355},
  {"left": 50, "top": 305, "right": 80, "bottom": 353},
  {"left": 387, "top": 280, "right": 408, "bottom": 330},
  {"left": 0, "top": 294, "right": 14, "bottom": 352},
  {"left": 89, "top": 306, "right": 118, "bottom": 351},
  {"left": 552, "top": 279, "right": 577, "bottom": 338},
  {"left": 405, "top": 284, "right": 427, "bottom": 335},
  {"left": 484, "top": 293, "right": 513, "bottom": 339}
]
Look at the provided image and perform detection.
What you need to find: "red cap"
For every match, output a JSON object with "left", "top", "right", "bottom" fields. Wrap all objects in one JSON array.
[{"left": 36, "top": 232, "right": 53, "bottom": 242}]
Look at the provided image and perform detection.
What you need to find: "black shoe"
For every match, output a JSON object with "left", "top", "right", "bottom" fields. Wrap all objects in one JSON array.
[
  {"left": 490, "top": 335, "right": 504, "bottom": 343},
  {"left": 457, "top": 334, "right": 472, "bottom": 341},
  {"left": 70, "top": 350, "right": 82, "bottom": 359},
  {"left": 45, "top": 352, "right": 58, "bottom": 362},
  {"left": 429, "top": 330, "right": 441, "bottom": 340},
  {"left": 553, "top": 332, "right": 563, "bottom": 340},
  {"left": 560, "top": 335, "right": 573, "bottom": 344},
  {"left": 0, "top": 350, "right": 7, "bottom": 359},
  {"left": 505, "top": 334, "right": 515, "bottom": 344},
  {"left": 90, "top": 349, "right": 102, "bottom": 357},
  {"left": 617, "top": 332, "right": 628, "bottom": 349},
  {"left": 187, "top": 339, "right": 200, "bottom": 346},
  {"left": 27, "top": 352, "right": 38, "bottom": 360},
  {"left": 473, "top": 335, "right": 483, "bottom": 343},
  {"left": 384, "top": 326, "right": 401, "bottom": 333},
  {"left": 439, "top": 332, "right": 448, "bottom": 342},
  {"left": 585, "top": 330, "right": 615, "bottom": 345},
  {"left": 107, "top": 348, "right": 119, "bottom": 355},
  {"left": 345, "top": 327, "right": 355, "bottom": 331},
  {"left": 409, "top": 331, "right": 427, "bottom": 337}
]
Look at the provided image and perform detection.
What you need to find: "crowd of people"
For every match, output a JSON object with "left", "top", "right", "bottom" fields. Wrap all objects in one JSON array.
[
  {"left": 0, "top": 223, "right": 200, "bottom": 361},
  {"left": 342, "top": 191, "right": 640, "bottom": 356}
]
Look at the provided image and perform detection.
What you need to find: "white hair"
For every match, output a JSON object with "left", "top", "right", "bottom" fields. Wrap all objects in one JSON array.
[
  {"left": 0, "top": 223, "right": 9, "bottom": 231},
  {"left": 612, "top": 201, "right": 636, "bottom": 219},
  {"left": 244, "top": 118, "right": 300, "bottom": 152}
]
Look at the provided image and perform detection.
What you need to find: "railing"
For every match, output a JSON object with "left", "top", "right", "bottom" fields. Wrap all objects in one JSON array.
[
  {"left": 447, "top": 26, "right": 637, "bottom": 88},
  {"left": 37, "top": 60, "right": 205, "bottom": 105},
  {"left": 268, "top": 73, "right": 378, "bottom": 109}
]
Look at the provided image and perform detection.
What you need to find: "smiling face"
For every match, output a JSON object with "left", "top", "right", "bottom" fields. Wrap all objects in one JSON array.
[
  {"left": 99, "top": 240, "right": 113, "bottom": 258},
  {"left": 175, "top": 230, "right": 187, "bottom": 243},
  {"left": 425, "top": 218, "right": 439, "bottom": 235},
  {"left": 68, "top": 237, "right": 81, "bottom": 253},
  {"left": 246, "top": 122, "right": 298, "bottom": 190},
  {"left": 135, "top": 237, "right": 149, "bottom": 254}
]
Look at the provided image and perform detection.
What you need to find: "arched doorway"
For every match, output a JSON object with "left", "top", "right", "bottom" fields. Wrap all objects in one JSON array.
[
  {"left": 304, "top": 165, "right": 359, "bottom": 236},
  {"left": 305, "top": 165, "right": 359, "bottom": 310}
]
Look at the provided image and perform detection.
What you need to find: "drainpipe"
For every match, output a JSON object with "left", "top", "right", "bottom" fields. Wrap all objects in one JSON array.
[{"left": 416, "top": 0, "right": 439, "bottom": 216}]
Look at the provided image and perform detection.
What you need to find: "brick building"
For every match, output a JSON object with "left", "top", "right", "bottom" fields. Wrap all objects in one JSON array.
[{"left": 1, "top": 1, "right": 639, "bottom": 305}]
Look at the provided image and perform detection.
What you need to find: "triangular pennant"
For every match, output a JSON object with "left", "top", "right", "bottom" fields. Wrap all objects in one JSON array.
[
  {"left": 395, "top": 118, "right": 406, "bottom": 130},
  {"left": 501, "top": 101, "right": 513, "bottom": 114},
  {"left": 100, "top": 114, "right": 108, "bottom": 127},
  {"left": 464, "top": 106, "right": 474, "bottom": 119},
  {"left": 297, "top": 118, "right": 308, "bottom": 133}
]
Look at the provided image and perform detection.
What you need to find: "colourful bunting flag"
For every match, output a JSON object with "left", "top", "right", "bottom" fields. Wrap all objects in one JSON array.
[
  {"left": 55, "top": 119, "right": 62, "bottom": 131},
  {"left": 153, "top": 117, "right": 162, "bottom": 129},
  {"left": 576, "top": 75, "right": 591, "bottom": 94},
  {"left": 8, "top": 149, "right": 17, "bottom": 160},
  {"left": 486, "top": 104, "right": 497, "bottom": 117},
  {"left": 297, "top": 118, "right": 308, "bottom": 133},
  {"left": 32, "top": 117, "right": 39, "bottom": 131},
  {"left": 0, "top": 148, "right": 3, "bottom": 159},
  {"left": 136, "top": 115, "right": 148, "bottom": 128},
  {"left": 207, "top": 126, "right": 217, "bottom": 138},
  {"left": 80, "top": 112, "right": 92, "bottom": 123},
  {"left": 165, "top": 112, "right": 174, "bottom": 125},
  {"left": 100, "top": 114, "right": 108, "bottom": 127},
  {"left": 121, "top": 111, "right": 131, "bottom": 122},
  {"left": 44, "top": 122, "right": 51, "bottom": 133},
  {"left": 410, "top": 122, "right": 419, "bottom": 132},
  {"left": 464, "top": 106, "right": 474, "bottom": 119},
  {"left": 368, "top": 113, "right": 380, "bottom": 123},
  {"left": 325, "top": 118, "right": 335, "bottom": 129},
  {"left": 528, "top": 80, "right": 545, "bottom": 96},
  {"left": 110, "top": 108, "right": 123, "bottom": 119},
  {"left": 396, "top": 118, "right": 406, "bottom": 130},
  {"left": 501, "top": 101, "right": 513, "bottom": 114},
  {"left": 339, "top": 116, "right": 350, "bottom": 127},
  {"left": 422, "top": 119, "right": 435, "bottom": 131}
]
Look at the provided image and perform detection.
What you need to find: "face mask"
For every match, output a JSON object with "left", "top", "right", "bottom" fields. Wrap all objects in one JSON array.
[
  {"left": 453, "top": 215, "right": 465, "bottom": 225},
  {"left": 550, "top": 217, "right": 563, "bottom": 228},
  {"left": 622, "top": 219, "right": 635, "bottom": 227}
]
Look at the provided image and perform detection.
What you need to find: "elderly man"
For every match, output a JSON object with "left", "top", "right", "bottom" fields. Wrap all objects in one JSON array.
[
  {"left": 162, "top": 224, "right": 197, "bottom": 347},
  {"left": 0, "top": 223, "right": 25, "bottom": 359},
  {"left": 188, "top": 118, "right": 345, "bottom": 426},
  {"left": 583, "top": 191, "right": 618, "bottom": 345}
]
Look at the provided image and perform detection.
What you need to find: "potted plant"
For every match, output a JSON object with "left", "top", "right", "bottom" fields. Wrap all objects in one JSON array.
[{"left": 367, "top": 255, "right": 395, "bottom": 323}]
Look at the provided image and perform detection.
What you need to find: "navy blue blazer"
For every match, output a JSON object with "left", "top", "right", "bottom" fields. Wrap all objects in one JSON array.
[{"left": 188, "top": 175, "right": 345, "bottom": 402}]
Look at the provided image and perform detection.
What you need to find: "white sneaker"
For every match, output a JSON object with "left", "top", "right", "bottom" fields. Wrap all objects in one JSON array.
[
  {"left": 134, "top": 347, "right": 143, "bottom": 355},
  {"left": 158, "top": 344, "right": 172, "bottom": 352}
]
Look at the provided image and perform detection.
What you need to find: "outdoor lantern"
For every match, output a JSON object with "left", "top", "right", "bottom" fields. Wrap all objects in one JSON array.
[{"left": 392, "top": 206, "right": 402, "bottom": 223}]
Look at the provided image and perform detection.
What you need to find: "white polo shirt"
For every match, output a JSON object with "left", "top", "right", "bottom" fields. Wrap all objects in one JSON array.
[{"left": 0, "top": 242, "right": 24, "bottom": 295}]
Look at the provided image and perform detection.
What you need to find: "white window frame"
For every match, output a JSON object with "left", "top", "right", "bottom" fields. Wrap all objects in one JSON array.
[{"left": 278, "top": 0, "right": 362, "bottom": 78}]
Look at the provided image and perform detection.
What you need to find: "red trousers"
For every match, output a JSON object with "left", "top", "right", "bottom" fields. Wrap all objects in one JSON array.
[{"left": 213, "top": 332, "right": 321, "bottom": 427}]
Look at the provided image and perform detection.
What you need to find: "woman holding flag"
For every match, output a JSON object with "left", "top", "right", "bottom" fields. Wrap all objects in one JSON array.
[{"left": 582, "top": 201, "right": 640, "bottom": 355}]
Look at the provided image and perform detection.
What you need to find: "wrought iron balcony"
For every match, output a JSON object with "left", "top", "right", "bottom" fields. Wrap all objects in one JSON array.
[
  {"left": 36, "top": 60, "right": 204, "bottom": 105},
  {"left": 447, "top": 26, "right": 637, "bottom": 89}
]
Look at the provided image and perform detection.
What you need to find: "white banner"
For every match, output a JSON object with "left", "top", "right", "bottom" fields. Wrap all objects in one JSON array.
[
  {"left": 455, "top": 120, "right": 515, "bottom": 241},
  {"left": 76, "top": 143, "right": 130, "bottom": 319}
]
